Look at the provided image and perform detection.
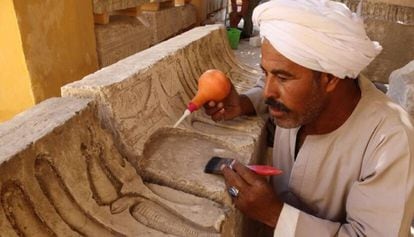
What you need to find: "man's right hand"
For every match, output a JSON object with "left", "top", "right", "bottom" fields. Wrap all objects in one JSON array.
[{"left": 204, "top": 83, "right": 255, "bottom": 121}]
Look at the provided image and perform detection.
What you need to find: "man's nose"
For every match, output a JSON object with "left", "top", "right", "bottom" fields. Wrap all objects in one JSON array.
[{"left": 264, "top": 76, "right": 280, "bottom": 99}]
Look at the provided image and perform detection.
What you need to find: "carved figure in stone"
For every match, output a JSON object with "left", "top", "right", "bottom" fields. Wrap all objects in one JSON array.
[{"left": 79, "top": 128, "right": 222, "bottom": 236}]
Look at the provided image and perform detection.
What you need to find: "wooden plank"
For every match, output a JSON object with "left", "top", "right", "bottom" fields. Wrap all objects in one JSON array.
[
  {"left": 174, "top": 0, "right": 186, "bottom": 6},
  {"left": 94, "top": 12, "right": 110, "bottom": 25},
  {"left": 141, "top": 0, "right": 173, "bottom": 11},
  {"left": 113, "top": 6, "right": 141, "bottom": 17},
  {"left": 94, "top": 5, "right": 142, "bottom": 25}
]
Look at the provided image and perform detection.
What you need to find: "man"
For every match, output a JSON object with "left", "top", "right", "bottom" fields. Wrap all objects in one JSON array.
[
  {"left": 205, "top": 0, "right": 414, "bottom": 236},
  {"left": 229, "top": 0, "right": 261, "bottom": 38}
]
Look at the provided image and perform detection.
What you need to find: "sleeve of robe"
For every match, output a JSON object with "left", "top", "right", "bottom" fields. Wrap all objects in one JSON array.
[
  {"left": 242, "top": 76, "right": 268, "bottom": 115},
  {"left": 274, "top": 124, "right": 414, "bottom": 237}
]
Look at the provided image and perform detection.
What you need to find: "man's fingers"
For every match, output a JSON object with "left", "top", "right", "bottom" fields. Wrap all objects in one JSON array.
[
  {"left": 204, "top": 101, "right": 224, "bottom": 116},
  {"left": 232, "top": 161, "right": 264, "bottom": 185},
  {"left": 222, "top": 165, "right": 247, "bottom": 192},
  {"left": 205, "top": 107, "right": 220, "bottom": 116},
  {"left": 208, "top": 101, "right": 216, "bottom": 107},
  {"left": 211, "top": 109, "right": 226, "bottom": 121}
]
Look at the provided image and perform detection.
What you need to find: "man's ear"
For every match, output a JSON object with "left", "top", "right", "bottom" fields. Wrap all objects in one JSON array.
[{"left": 322, "top": 73, "right": 340, "bottom": 92}]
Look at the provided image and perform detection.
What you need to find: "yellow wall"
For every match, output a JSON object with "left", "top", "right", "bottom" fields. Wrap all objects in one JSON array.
[
  {"left": 13, "top": 0, "right": 99, "bottom": 103},
  {"left": 0, "top": 0, "right": 99, "bottom": 122},
  {"left": 0, "top": 0, "right": 34, "bottom": 122}
]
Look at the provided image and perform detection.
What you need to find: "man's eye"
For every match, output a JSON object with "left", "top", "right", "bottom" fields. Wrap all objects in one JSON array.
[{"left": 277, "top": 74, "right": 289, "bottom": 81}]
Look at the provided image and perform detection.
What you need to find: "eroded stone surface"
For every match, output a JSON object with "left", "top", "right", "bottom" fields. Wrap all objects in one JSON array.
[
  {"left": 139, "top": 128, "right": 252, "bottom": 204},
  {"left": 387, "top": 60, "right": 414, "bottom": 118},
  {"left": 0, "top": 97, "right": 226, "bottom": 236}
]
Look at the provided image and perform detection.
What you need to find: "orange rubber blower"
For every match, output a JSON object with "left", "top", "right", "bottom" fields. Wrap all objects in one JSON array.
[{"left": 173, "top": 69, "right": 231, "bottom": 128}]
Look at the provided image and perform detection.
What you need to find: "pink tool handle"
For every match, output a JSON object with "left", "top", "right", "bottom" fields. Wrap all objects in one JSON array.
[{"left": 247, "top": 165, "right": 283, "bottom": 176}]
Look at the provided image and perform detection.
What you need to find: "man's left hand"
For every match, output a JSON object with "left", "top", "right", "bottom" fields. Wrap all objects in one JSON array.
[{"left": 222, "top": 161, "right": 283, "bottom": 227}]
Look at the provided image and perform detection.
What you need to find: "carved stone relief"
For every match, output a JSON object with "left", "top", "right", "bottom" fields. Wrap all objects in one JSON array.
[
  {"left": 61, "top": 25, "right": 266, "bottom": 236},
  {"left": 0, "top": 97, "right": 227, "bottom": 236}
]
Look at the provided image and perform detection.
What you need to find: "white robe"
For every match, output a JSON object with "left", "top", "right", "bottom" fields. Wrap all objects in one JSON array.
[{"left": 244, "top": 76, "right": 414, "bottom": 236}]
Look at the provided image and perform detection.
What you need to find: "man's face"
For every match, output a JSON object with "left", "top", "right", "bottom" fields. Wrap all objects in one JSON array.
[{"left": 261, "top": 39, "right": 326, "bottom": 128}]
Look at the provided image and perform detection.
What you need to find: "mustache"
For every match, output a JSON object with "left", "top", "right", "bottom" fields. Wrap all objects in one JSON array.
[{"left": 265, "top": 98, "right": 290, "bottom": 112}]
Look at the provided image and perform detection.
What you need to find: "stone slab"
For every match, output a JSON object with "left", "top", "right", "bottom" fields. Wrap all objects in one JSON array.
[
  {"left": 95, "top": 15, "right": 152, "bottom": 67},
  {"left": 141, "top": 4, "right": 197, "bottom": 44}
]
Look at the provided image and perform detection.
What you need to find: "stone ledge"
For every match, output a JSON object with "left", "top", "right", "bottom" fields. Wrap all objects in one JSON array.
[{"left": 0, "top": 97, "right": 93, "bottom": 162}]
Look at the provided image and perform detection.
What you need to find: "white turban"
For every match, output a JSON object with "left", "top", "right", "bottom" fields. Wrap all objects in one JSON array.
[{"left": 252, "top": 0, "right": 382, "bottom": 79}]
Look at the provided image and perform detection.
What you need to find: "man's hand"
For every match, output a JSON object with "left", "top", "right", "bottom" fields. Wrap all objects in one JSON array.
[
  {"left": 222, "top": 161, "right": 283, "bottom": 228},
  {"left": 204, "top": 83, "right": 255, "bottom": 121}
]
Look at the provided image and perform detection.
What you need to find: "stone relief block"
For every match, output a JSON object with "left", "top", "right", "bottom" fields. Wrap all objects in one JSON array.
[
  {"left": 335, "top": 0, "right": 414, "bottom": 83},
  {"left": 95, "top": 16, "right": 153, "bottom": 68},
  {"left": 93, "top": 0, "right": 149, "bottom": 14},
  {"left": 140, "top": 4, "right": 197, "bottom": 44},
  {"left": 362, "top": 19, "right": 414, "bottom": 83},
  {"left": 62, "top": 25, "right": 266, "bottom": 236},
  {"left": 337, "top": 0, "right": 414, "bottom": 23},
  {"left": 387, "top": 60, "right": 414, "bottom": 118},
  {"left": 0, "top": 97, "right": 226, "bottom": 236}
]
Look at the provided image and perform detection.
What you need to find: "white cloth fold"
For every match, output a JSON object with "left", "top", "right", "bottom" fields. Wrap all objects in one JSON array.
[{"left": 252, "top": 0, "right": 382, "bottom": 79}]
